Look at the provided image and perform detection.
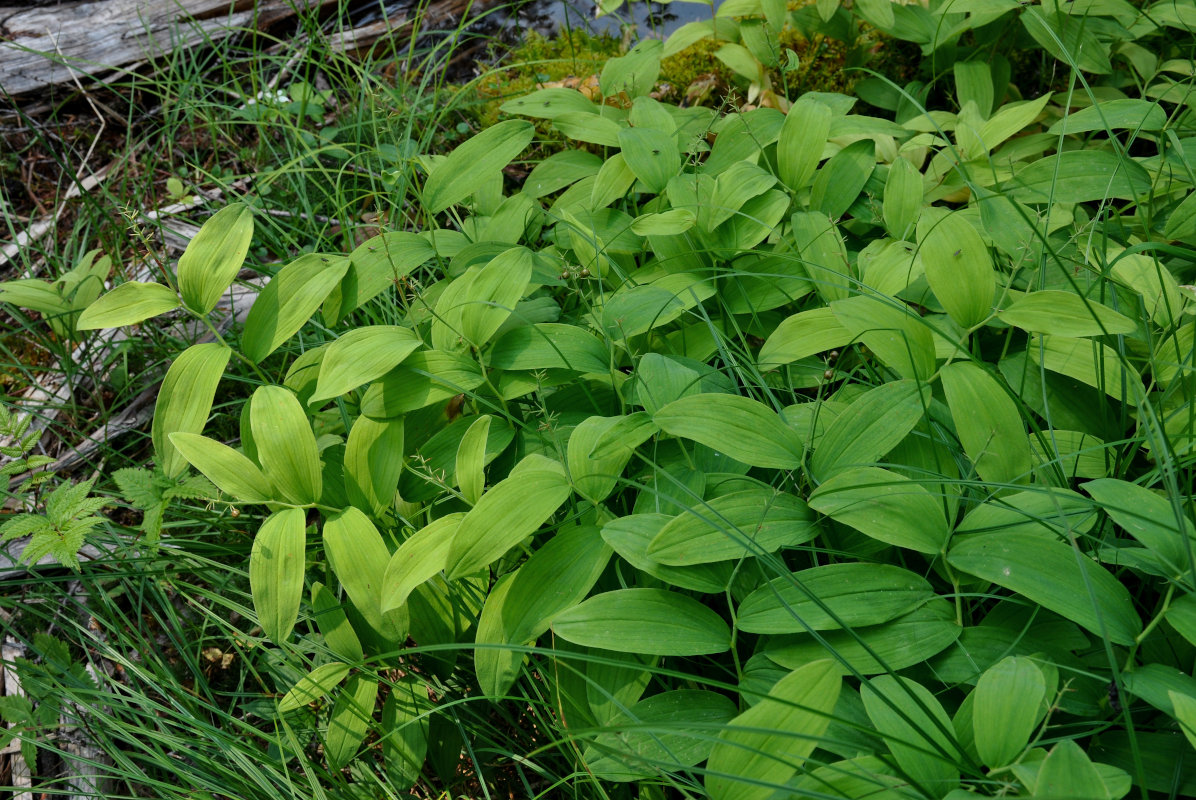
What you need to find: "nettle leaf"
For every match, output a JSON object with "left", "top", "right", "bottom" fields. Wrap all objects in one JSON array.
[
  {"left": 705, "top": 660, "right": 841, "bottom": 800},
  {"left": 999, "top": 291, "right": 1137, "bottom": 337},
  {"left": 311, "top": 326, "right": 422, "bottom": 403},
  {"left": 646, "top": 488, "right": 817, "bottom": 565},
  {"left": 737, "top": 563, "right": 934, "bottom": 634},
  {"left": 809, "top": 466, "right": 949, "bottom": 554},
  {"left": 152, "top": 343, "right": 230, "bottom": 478},
  {"left": 552, "top": 588, "right": 731, "bottom": 656},
  {"left": 423, "top": 120, "right": 535, "bottom": 214},
  {"left": 249, "top": 508, "right": 306, "bottom": 644},
  {"left": 168, "top": 433, "right": 272, "bottom": 503},
  {"left": 941, "top": 362, "right": 1031, "bottom": 486},
  {"left": 176, "top": 203, "right": 255, "bottom": 315},
  {"left": 250, "top": 385, "right": 322, "bottom": 505},
  {"left": 75, "top": 281, "right": 180, "bottom": 330},
  {"left": 242, "top": 254, "right": 351, "bottom": 363},
  {"left": 654, "top": 394, "right": 804, "bottom": 470},
  {"left": 947, "top": 532, "right": 1141, "bottom": 645},
  {"left": 917, "top": 210, "right": 996, "bottom": 329},
  {"left": 445, "top": 454, "right": 571, "bottom": 579}
]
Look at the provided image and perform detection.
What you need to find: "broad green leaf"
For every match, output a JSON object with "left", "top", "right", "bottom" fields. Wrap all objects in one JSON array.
[
  {"left": 883, "top": 156, "right": 922, "bottom": 239},
  {"left": 1171, "top": 691, "right": 1196, "bottom": 753},
  {"left": 311, "top": 326, "right": 421, "bottom": 403},
  {"left": 705, "top": 660, "right": 841, "bottom": 800},
  {"left": 75, "top": 281, "right": 180, "bottom": 330},
  {"left": 489, "top": 323, "right": 610, "bottom": 373},
  {"left": 1010, "top": 151, "right": 1152, "bottom": 204},
  {"left": 1021, "top": 7, "right": 1112, "bottom": 74},
  {"left": 601, "top": 514, "right": 733, "bottom": 593},
  {"left": 475, "top": 525, "right": 611, "bottom": 695},
  {"left": 1085, "top": 478, "right": 1196, "bottom": 576},
  {"left": 646, "top": 488, "right": 817, "bottom": 565},
  {"left": 831, "top": 294, "right": 936, "bottom": 381},
  {"left": 1034, "top": 740, "right": 1109, "bottom": 799},
  {"left": 811, "top": 139, "right": 875, "bottom": 220},
  {"left": 381, "top": 513, "right": 464, "bottom": 612},
  {"left": 278, "top": 662, "right": 351, "bottom": 713},
  {"left": 552, "top": 588, "right": 731, "bottom": 656},
  {"left": 947, "top": 532, "right": 1141, "bottom": 645},
  {"left": 152, "top": 343, "right": 231, "bottom": 478},
  {"left": 586, "top": 649, "right": 657, "bottom": 727},
  {"left": 954, "top": 60, "right": 994, "bottom": 117},
  {"left": 941, "top": 362, "right": 1031, "bottom": 485},
  {"left": 456, "top": 415, "right": 491, "bottom": 505},
  {"left": 1123, "top": 664, "right": 1196, "bottom": 717},
  {"left": 792, "top": 211, "right": 853, "bottom": 304},
  {"left": 399, "top": 415, "right": 515, "bottom": 502},
  {"left": 499, "top": 87, "right": 597, "bottom": 119},
  {"left": 584, "top": 690, "right": 738, "bottom": 782},
  {"left": 242, "top": 253, "right": 350, "bottom": 363},
  {"left": 312, "top": 582, "right": 363, "bottom": 662},
  {"left": 809, "top": 466, "right": 948, "bottom": 554},
  {"left": 1028, "top": 336, "right": 1141, "bottom": 406},
  {"left": 1168, "top": 594, "right": 1196, "bottom": 647},
  {"left": 381, "top": 677, "right": 429, "bottom": 789},
  {"left": 599, "top": 39, "right": 662, "bottom": 99},
  {"left": 777, "top": 95, "right": 832, "bottom": 192},
  {"left": 445, "top": 454, "right": 571, "bottom": 579},
  {"left": 324, "top": 507, "right": 397, "bottom": 641},
  {"left": 249, "top": 508, "right": 306, "bottom": 644},
  {"left": 978, "top": 93, "right": 1051, "bottom": 152},
  {"left": 973, "top": 657, "right": 1046, "bottom": 768},
  {"left": 999, "top": 291, "right": 1137, "bottom": 337},
  {"left": 766, "top": 601, "right": 961, "bottom": 675},
  {"left": 618, "top": 127, "right": 678, "bottom": 194},
  {"left": 917, "top": 210, "right": 996, "bottom": 328},
  {"left": 168, "top": 433, "right": 272, "bottom": 503},
  {"left": 1050, "top": 99, "right": 1167, "bottom": 134},
  {"left": 599, "top": 273, "right": 716, "bottom": 340},
  {"left": 1111, "top": 251, "right": 1183, "bottom": 328},
  {"left": 737, "top": 563, "right": 934, "bottom": 634},
  {"left": 360, "top": 350, "right": 486, "bottom": 417},
  {"left": 423, "top": 120, "right": 534, "bottom": 214},
  {"left": 568, "top": 415, "right": 646, "bottom": 503},
  {"left": 176, "top": 203, "right": 254, "bottom": 315},
  {"left": 654, "top": 394, "right": 804, "bottom": 470},
  {"left": 344, "top": 416, "right": 404, "bottom": 517},
  {"left": 630, "top": 209, "right": 696, "bottom": 236},
  {"left": 956, "top": 488, "right": 1096, "bottom": 538},
  {"left": 457, "top": 247, "right": 534, "bottom": 348},
  {"left": 522, "top": 150, "right": 603, "bottom": 198},
  {"left": 250, "top": 385, "right": 322, "bottom": 505},
  {"left": 324, "top": 675, "right": 378, "bottom": 770},
  {"left": 554, "top": 112, "right": 623, "bottom": 147},
  {"left": 757, "top": 307, "right": 852, "bottom": 370},
  {"left": 863, "top": 675, "right": 961, "bottom": 793},
  {"left": 809, "top": 380, "right": 927, "bottom": 480},
  {"left": 586, "top": 411, "right": 658, "bottom": 461},
  {"left": 324, "top": 231, "right": 435, "bottom": 323}
]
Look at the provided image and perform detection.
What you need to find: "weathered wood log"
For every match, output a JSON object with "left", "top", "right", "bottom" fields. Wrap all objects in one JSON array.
[{"left": 0, "top": 0, "right": 339, "bottom": 97}]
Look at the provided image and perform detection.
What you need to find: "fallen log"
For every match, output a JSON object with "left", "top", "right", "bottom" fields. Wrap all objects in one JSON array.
[{"left": 0, "top": 0, "right": 339, "bottom": 97}]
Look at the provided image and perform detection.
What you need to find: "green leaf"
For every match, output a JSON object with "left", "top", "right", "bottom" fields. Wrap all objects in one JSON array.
[
  {"left": 956, "top": 488, "right": 1096, "bottom": 538},
  {"left": 423, "top": 120, "right": 534, "bottom": 214},
  {"left": 830, "top": 294, "right": 936, "bottom": 381},
  {"left": 311, "top": 326, "right": 421, "bottom": 403},
  {"left": 601, "top": 513, "right": 733, "bottom": 593},
  {"left": 1010, "top": 151, "right": 1152, "bottom": 204},
  {"left": 917, "top": 210, "right": 996, "bottom": 328},
  {"left": 1034, "top": 740, "right": 1109, "bottom": 799},
  {"left": 631, "top": 209, "right": 696, "bottom": 236},
  {"left": 380, "top": 513, "right": 464, "bottom": 613},
  {"left": 947, "top": 532, "right": 1141, "bottom": 645},
  {"left": 646, "top": 488, "right": 817, "bottom": 565},
  {"left": 500, "top": 87, "right": 598, "bottom": 119},
  {"left": 324, "top": 507, "right": 398, "bottom": 642},
  {"left": 1171, "top": 691, "right": 1196, "bottom": 754},
  {"left": 360, "top": 350, "right": 486, "bottom": 417},
  {"left": 489, "top": 323, "right": 610, "bottom": 374},
  {"left": 777, "top": 95, "right": 832, "bottom": 192},
  {"left": 1021, "top": 7, "right": 1112, "bottom": 74},
  {"left": 584, "top": 690, "right": 738, "bottom": 782},
  {"left": 475, "top": 525, "right": 611, "bottom": 695},
  {"left": 941, "top": 362, "right": 1031, "bottom": 486},
  {"left": 862, "top": 675, "right": 961, "bottom": 793},
  {"left": 455, "top": 415, "right": 491, "bottom": 506},
  {"left": 1084, "top": 478, "right": 1196, "bottom": 576},
  {"left": 168, "top": 433, "right": 272, "bottom": 503},
  {"left": 522, "top": 151, "right": 603, "bottom": 198},
  {"left": 176, "top": 203, "right": 254, "bottom": 315},
  {"left": 242, "top": 253, "right": 350, "bottom": 363},
  {"left": 445, "top": 454, "right": 571, "bottom": 579},
  {"left": 324, "top": 675, "right": 378, "bottom": 770},
  {"left": 705, "top": 660, "right": 841, "bottom": 800},
  {"left": 381, "top": 677, "right": 429, "bottom": 789},
  {"left": 1028, "top": 335, "right": 1140, "bottom": 406},
  {"left": 811, "top": 139, "right": 875, "bottom": 220},
  {"left": 552, "top": 588, "right": 732, "bottom": 656},
  {"left": 554, "top": 112, "right": 623, "bottom": 147},
  {"left": 809, "top": 380, "right": 927, "bottom": 480},
  {"left": 757, "top": 307, "right": 852, "bottom": 370},
  {"left": 809, "top": 466, "right": 948, "bottom": 554},
  {"left": 737, "top": 563, "right": 934, "bottom": 634},
  {"left": 1050, "top": 99, "right": 1167, "bottom": 134},
  {"left": 325, "top": 231, "right": 435, "bottom": 324},
  {"left": 457, "top": 247, "right": 534, "bottom": 348},
  {"left": 249, "top": 508, "right": 306, "bottom": 644},
  {"left": 250, "top": 385, "right": 322, "bottom": 505},
  {"left": 75, "top": 281, "right": 180, "bottom": 330},
  {"left": 152, "top": 343, "right": 231, "bottom": 478},
  {"left": 654, "top": 394, "right": 804, "bottom": 470},
  {"left": 312, "top": 582, "right": 364, "bottom": 662},
  {"left": 344, "top": 416, "right": 405, "bottom": 517},
  {"left": 973, "top": 657, "right": 1046, "bottom": 768},
  {"left": 883, "top": 156, "right": 922, "bottom": 239},
  {"left": 792, "top": 211, "right": 853, "bottom": 303},
  {"left": 599, "top": 39, "right": 662, "bottom": 99},
  {"left": 999, "top": 291, "right": 1137, "bottom": 337},
  {"left": 278, "top": 662, "right": 351, "bottom": 713},
  {"left": 618, "top": 127, "right": 679, "bottom": 194},
  {"left": 568, "top": 414, "right": 650, "bottom": 504}
]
